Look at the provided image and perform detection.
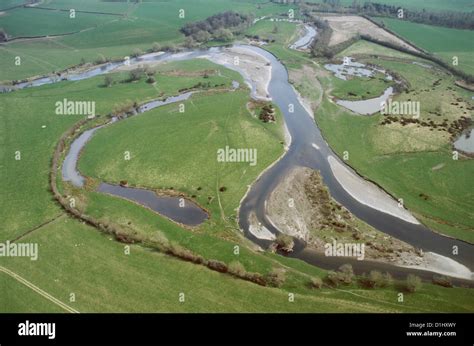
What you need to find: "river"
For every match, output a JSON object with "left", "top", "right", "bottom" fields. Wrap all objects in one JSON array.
[{"left": 9, "top": 41, "right": 473, "bottom": 281}]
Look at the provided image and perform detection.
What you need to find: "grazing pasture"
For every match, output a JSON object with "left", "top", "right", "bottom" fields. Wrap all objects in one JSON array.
[
  {"left": 4, "top": 217, "right": 473, "bottom": 312},
  {"left": 304, "top": 0, "right": 474, "bottom": 12},
  {"left": 0, "top": 0, "right": 296, "bottom": 81},
  {"left": 375, "top": 18, "right": 474, "bottom": 75}
]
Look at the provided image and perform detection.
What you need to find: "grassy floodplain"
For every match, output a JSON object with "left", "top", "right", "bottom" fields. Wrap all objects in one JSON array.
[
  {"left": 4, "top": 216, "right": 473, "bottom": 312},
  {"left": 329, "top": 72, "right": 394, "bottom": 101},
  {"left": 78, "top": 69, "right": 285, "bottom": 238},
  {"left": 244, "top": 19, "right": 312, "bottom": 69},
  {"left": 310, "top": 43, "right": 474, "bottom": 243},
  {"left": 373, "top": 17, "right": 474, "bottom": 75},
  {"left": 304, "top": 0, "right": 474, "bottom": 12},
  {"left": 1, "top": 53, "right": 471, "bottom": 312},
  {"left": 0, "top": 8, "right": 117, "bottom": 38},
  {"left": 1, "top": 0, "right": 473, "bottom": 314},
  {"left": 0, "top": 58, "right": 241, "bottom": 241},
  {"left": 240, "top": 10, "right": 474, "bottom": 243},
  {"left": 0, "top": 0, "right": 297, "bottom": 81}
]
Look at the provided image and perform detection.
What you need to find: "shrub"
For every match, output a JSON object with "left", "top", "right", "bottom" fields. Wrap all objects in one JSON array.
[
  {"left": 184, "top": 36, "right": 196, "bottom": 48},
  {"left": 151, "top": 42, "right": 161, "bottom": 52},
  {"left": 128, "top": 68, "right": 143, "bottom": 82},
  {"left": 228, "top": 261, "right": 246, "bottom": 276},
  {"left": 131, "top": 48, "right": 143, "bottom": 58},
  {"left": 167, "top": 242, "right": 205, "bottom": 264},
  {"left": 326, "top": 271, "right": 341, "bottom": 287},
  {"left": 338, "top": 264, "right": 354, "bottom": 284},
  {"left": 115, "top": 231, "right": 134, "bottom": 244},
  {"left": 166, "top": 44, "right": 178, "bottom": 53},
  {"left": 326, "top": 264, "right": 355, "bottom": 286},
  {"left": 214, "top": 28, "right": 233, "bottom": 41},
  {"left": 104, "top": 75, "right": 113, "bottom": 87},
  {"left": 360, "top": 270, "right": 392, "bottom": 288},
  {"left": 361, "top": 271, "right": 377, "bottom": 288},
  {"left": 265, "top": 268, "right": 286, "bottom": 287},
  {"left": 245, "top": 272, "right": 267, "bottom": 286},
  {"left": 207, "top": 260, "right": 228, "bottom": 273},
  {"left": 381, "top": 272, "right": 393, "bottom": 287},
  {"left": 146, "top": 76, "right": 156, "bottom": 84},
  {"left": 405, "top": 274, "right": 422, "bottom": 293},
  {"left": 275, "top": 234, "right": 294, "bottom": 252},
  {"left": 432, "top": 275, "right": 453, "bottom": 288},
  {"left": 148, "top": 231, "right": 169, "bottom": 249},
  {"left": 95, "top": 54, "right": 107, "bottom": 64},
  {"left": 310, "top": 277, "right": 323, "bottom": 289}
]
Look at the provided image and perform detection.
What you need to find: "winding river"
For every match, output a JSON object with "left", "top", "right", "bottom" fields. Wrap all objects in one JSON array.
[{"left": 10, "top": 40, "right": 473, "bottom": 281}]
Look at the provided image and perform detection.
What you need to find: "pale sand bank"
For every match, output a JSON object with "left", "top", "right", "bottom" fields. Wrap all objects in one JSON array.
[
  {"left": 327, "top": 155, "right": 420, "bottom": 224},
  {"left": 247, "top": 212, "right": 276, "bottom": 241},
  {"left": 403, "top": 252, "right": 473, "bottom": 280},
  {"left": 202, "top": 46, "right": 272, "bottom": 101}
]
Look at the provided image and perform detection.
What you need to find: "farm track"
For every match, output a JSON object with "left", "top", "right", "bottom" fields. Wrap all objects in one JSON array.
[{"left": 0, "top": 265, "right": 79, "bottom": 313}]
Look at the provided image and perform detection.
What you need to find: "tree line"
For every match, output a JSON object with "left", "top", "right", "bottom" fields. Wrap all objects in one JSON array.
[{"left": 180, "top": 11, "right": 253, "bottom": 44}]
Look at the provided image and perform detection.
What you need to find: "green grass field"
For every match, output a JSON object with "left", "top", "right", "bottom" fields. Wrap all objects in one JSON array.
[
  {"left": 3, "top": 216, "right": 473, "bottom": 312},
  {"left": 310, "top": 54, "right": 474, "bottom": 242},
  {"left": 78, "top": 88, "right": 285, "bottom": 235},
  {"left": 0, "top": 58, "right": 243, "bottom": 241},
  {"left": 0, "top": 270, "right": 65, "bottom": 313},
  {"left": 374, "top": 18, "right": 474, "bottom": 75},
  {"left": 0, "top": 8, "right": 117, "bottom": 38},
  {"left": 0, "top": 0, "right": 25, "bottom": 10},
  {"left": 304, "top": 0, "right": 474, "bottom": 12},
  {"left": 40, "top": 0, "right": 134, "bottom": 14},
  {"left": 1, "top": 0, "right": 473, "bottom": 313},
  {"left": 0, "top": 0, "right": 297, "bottom": 81},
  {"left": 329, "top": 72, "right": 393, "bottom": 100},
  {"left": 337, "top": 40, "right": 426, "bottom": 61},
  {"left": 244, "top": 19, "right": 313, "bottom": 69},
  {"left": 266, "top": 30, "right": 473, "bottom": 243}
]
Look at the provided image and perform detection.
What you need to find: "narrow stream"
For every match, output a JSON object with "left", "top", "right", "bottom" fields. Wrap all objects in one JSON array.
[{"left": 61, "top": 92, "right": 209, "bottom": 226}]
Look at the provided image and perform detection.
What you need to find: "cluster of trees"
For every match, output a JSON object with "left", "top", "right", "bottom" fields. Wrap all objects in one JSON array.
[
  {"left": 259, "top": 104, "right": 276, "bottom": 123},
  {"left": 180, "top": 11, "right": 252, "bottom": 43},
  {"left": 309, "top": 17, "right": 334, "bottom": 58}
]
